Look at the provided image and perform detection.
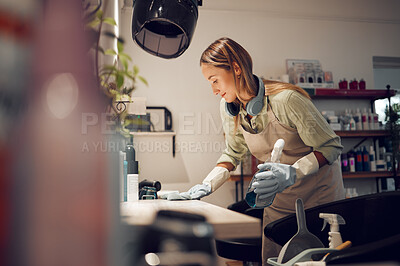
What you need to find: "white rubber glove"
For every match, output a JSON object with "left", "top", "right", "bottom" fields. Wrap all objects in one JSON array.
[
  {"left": 163, "top": 167, "right": 229, "bottom": 200},
  {"left": 184, "top": 166, "right": 229, "bottom": 199},
  {"left": 252, "top": 162, "right": 296, "bottom": 200},
  {"left": 291, "top": 152, "right": 320, "bottom": 179},
  {"left": 252, "top": 152, "right": 320, "bottom": 200},
  {"left": 180, "top": 183, "right": 212, "bottom": 200},
  {"left": 202, "top": 166, "right": 230, "bottom": 192}
]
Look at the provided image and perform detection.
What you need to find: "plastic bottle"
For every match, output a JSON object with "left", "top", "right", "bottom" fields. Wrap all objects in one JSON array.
[
  {"left": 362, "top": 146, "right": 370, "bottom": 171},
  {"left": 341, "top": 153, "right": 349, "bottom": 172},
  {"left": 126, "top": 142, "right": 139, "bottom": 202},
  {"left": 373, "top": 112, "right": 379, "bottom": 129},
  {"left": 349, "top": 114, "right": 356, "bottom": 131},
  {"left": 348, "top": 151, "right": 356, "bottom": 172},
  {"left": 246, "top": 139, "right": 286, "bottom": 208},
  {"left": 355, "top": 108, "right": 362, "bottom": 130},
  {"left": 342, "top": 109, "right": 350, "bottom": 131},
  {"left": 351, "top": 188, "right": 359, "bottom": 197},
  {"left": 319, "top": 213, "right": 346, "bottom": 248},
  {"left": 359, "top": 79, "right": 366, "bottom": 90},
  {"left": 342, "top": 78, "right": 348, "bottom": 89},
  {"left": 345, "top": 188, "right": 352, "bottom": 198},
  {"left": 362, "top": 108, "right": 369, "bottom": 130},
  {"left": 369, "top": 146, "right": 376, "bottom": 171},
  {"left": 355, "top": 148, "right": 363, "bottom": 171},
  {"left": 368, "top": 108, "right": 374, "bottom": 130}
]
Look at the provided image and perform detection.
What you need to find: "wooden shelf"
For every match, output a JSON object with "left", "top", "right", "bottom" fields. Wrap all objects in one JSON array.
[
  {"left": 343, "top": 171, "right": 397, "bottom": 179},
  {"left": 305, "top": 88, "right": 397, "bottom": 100},
  {"left": 335, "top": 130, "right": 390, "bottom": 137}
]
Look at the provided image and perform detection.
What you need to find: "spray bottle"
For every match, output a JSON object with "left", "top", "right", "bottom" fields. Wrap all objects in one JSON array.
[
  {"left": 245, "top": 139, "right": 285, "bottom": 208},
  {"left": 319, "top": 213, "right": 346, "bottom": 248}
]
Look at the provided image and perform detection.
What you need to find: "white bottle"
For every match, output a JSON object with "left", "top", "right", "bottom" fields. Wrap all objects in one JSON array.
[
  {"left": 368, "top": 108, "right": 374, "bottom": 130},
  {"left": 362, "top": 108, "right": 369, "bottom": 130},
  {"left": 369, "top": 146, "right": 376, "bottom": 171},
  {"left": 373, "top": 112, "right": 379, "bottom": 129},
  {"left": 319, "top": 213, "right": 346, "bottom": 248},
  {"left": 349, "top": 115, "right": 356, "bottom": 131},
  {"left": 355, "top": 108, "right": 362, "bottom": 130},
  {"left": 351, "top": 188, "right": 358, "bottom": 197},
  {"left": 342, "top": 109, "right": 349, "bottom": 131},
  {"left": 127, "top": 174, "right": 139, "bottom": 202}
]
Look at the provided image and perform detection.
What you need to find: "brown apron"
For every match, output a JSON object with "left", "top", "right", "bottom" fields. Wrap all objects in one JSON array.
[{"left": 240, "top": 101, "right": 345, "bottom": 265}]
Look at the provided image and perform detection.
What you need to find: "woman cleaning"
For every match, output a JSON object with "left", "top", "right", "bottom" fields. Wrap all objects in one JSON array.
[{"left": 179, "top": 37, "right": 345, "bottom": 263}]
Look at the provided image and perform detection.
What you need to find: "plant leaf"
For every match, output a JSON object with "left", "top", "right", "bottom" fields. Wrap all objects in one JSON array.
[
  {"left": 105, "top": 49, "right": 117, "bottom": 56},
  {"left": 86, "top": 18, "right": 100, "bottom": 28},
  {"left": 119, "top": 52, "right": 132, "bottom": 62},
  {"left": 133, "top": 65, "right": 139, "bottom": 75},
  {"left": 117, "top": 40, "right": 124, "bottom": 53},
  {"left": 116, "top": 74, "right": 124, "bottom": 89},
  {"left": 103, "top": 17, "right": 117, "bottom": 26},
  {"left": 96, "top": 9, "right": 103, "bottom": 19},
  {"left": 138, "top": 76, "right": 148, "bottom": 86},
  {"left": 120, "top": 58, "right": 128, "bottom": 71}
]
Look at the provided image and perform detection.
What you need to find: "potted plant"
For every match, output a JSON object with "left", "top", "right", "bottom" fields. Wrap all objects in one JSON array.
[
  {"left": 384, "top": 91, "right": 399, "bottom": 189},
  {"left": 83, "top": 1, "right": 148, "bottom": 136}
]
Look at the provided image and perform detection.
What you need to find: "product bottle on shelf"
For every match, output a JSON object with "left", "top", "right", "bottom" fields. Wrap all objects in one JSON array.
[
  {"left": 349, "top": 115, "right": 356, "bottom": 131},
  {"left": 359, "top": 79, "right": 366, "bottom": 90},
  {"left": 355, "top": 148, "right": 363, "bottom": 172},
  {"left": 362, "top": 146, "right": 370, "bottom": 171},
  {"left": 342, "top": 109, "right": 350, "bottom": 131},
  {"left": 369, "top": 146, "right": 376, "bottom": 171},
  {"left": 354, "top": 108, "right": 362, "bottom": 130},
  {"left": 373, "top": 112, "right": 379, "bottom": 129},
  {"left": 341, "top": 153, "right": 349, "bottom": 172},
  {"left": 362, "top": 108, "right": 369, "bottom": 130},
  {"left": 368, "top": 108, "right": 374, "bottom": 130},
  {"left": 342, "top": 79, "right": 348, "bottom": 90},
  {"left": 352, "top": 188, "right": 359, "bottom": 197},
  {"left": 348, "top": 150, "right": 356, "bottom": 172}
]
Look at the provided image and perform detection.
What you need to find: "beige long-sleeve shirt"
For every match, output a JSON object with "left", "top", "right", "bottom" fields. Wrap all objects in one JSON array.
[{"left": 217, "top": 89, "right": 343, "bottom": 169}]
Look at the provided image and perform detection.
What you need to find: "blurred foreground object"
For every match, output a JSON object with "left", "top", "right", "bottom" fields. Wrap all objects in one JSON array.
[
  {"left": 134, "top": 210, "right": 216, "bottom": 266},
  {"left": 1, "top": 0, "right": 123, "bottom": 265}
]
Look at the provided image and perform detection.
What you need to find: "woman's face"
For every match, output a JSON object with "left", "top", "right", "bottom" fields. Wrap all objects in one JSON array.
[{"left": 201, "top": 63, "right": 238, "bottom": 103}]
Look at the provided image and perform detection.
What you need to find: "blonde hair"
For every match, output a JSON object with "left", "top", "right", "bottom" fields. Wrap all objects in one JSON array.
[{"left": 200, "top": 37, "right": 311, "bottom": 130}]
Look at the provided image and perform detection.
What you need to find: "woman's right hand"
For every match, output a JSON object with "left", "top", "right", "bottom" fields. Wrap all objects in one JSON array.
[{"left": 252, "top": 162, "right": 296, "bottom": 200}]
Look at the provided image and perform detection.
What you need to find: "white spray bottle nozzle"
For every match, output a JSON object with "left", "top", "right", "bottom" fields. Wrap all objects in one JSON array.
[
  {"left": 319, "top": 213, "right": 346, "bottom": 248},
  {"left": 320, "top": 213, "right": 346, "bottom": 231},
  {"left": 270, "top": 139, "right": 285, "bottom": 163}
]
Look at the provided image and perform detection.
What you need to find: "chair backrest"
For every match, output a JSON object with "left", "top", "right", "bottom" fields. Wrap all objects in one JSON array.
[{"left": 264, "top": 191, "right": 400, "bottom": 247}]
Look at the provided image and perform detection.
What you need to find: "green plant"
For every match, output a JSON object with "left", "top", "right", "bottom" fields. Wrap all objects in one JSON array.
[
  {"left": 385, "top": 102, "right": 400, "bottom": 164},
  {"left": 83, "top": 2, "right": 148, "bottom": 135}
]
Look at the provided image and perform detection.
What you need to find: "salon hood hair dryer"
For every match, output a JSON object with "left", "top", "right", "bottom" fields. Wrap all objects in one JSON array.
[{"left": 131, "top": 0, "right": 202, "bottom": 59}]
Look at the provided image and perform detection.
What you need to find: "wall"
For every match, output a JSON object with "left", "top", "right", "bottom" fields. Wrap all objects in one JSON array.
[{"left": 118, "top": 0, "right": 400, "bottom": 207}]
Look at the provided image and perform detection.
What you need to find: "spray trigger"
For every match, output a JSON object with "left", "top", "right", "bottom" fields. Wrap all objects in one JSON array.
[{"left": 321, "top": 220, "right": 328, "bottom": 231}]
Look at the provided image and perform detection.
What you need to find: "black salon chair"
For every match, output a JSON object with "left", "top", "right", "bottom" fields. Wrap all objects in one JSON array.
[
  {"left": 215, "top": 200, "right": 264, "bottom": 265},
  {"left": 264, "top": 191, "right": 400, "bottom": 264}
]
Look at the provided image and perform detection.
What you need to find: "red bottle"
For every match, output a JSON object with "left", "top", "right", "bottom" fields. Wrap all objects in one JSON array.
[
  {"left": 359, "top": 79, "right": 366, "bottom": 90},
  {"left": 341, "top": 79, "right": 348, "bottom": 89},
  {"left": 349, "top": 79, "right": 358, "bottom": 90}
]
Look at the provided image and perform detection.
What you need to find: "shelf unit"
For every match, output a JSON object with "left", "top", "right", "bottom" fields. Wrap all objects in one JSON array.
[
  {"left": 229, "top": 88, "right": 399, "bottom": 199},
  {"left": 308, "top": 88, "right": 399, "bottom": 192},
  {"left": 305, "top": 88, "right": 396, "bottom": 100}
]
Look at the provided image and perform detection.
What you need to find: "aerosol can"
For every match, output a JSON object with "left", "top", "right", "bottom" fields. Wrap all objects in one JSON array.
[{"left": 319, "top": 213, "right": 346, "bottom": 248}]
